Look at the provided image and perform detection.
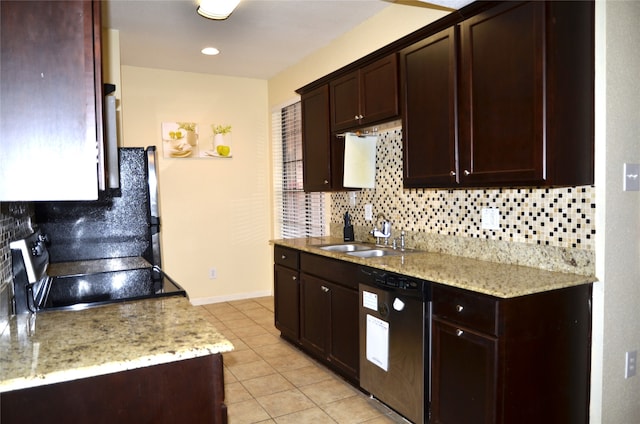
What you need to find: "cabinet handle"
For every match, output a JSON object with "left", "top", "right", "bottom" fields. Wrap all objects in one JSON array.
[
  {"left": 456, "top": 329, "right": 464, "bottom": 337},
  {"left": 455, "top": 304, "right": 464, "bottom": 313},
  {"left": 463, "top": 170, "right": 471, "bottom": 176},
  {"left": 450, "top": 171, "right": 456, "bottom": 176},
  {"left": 321, "top": 286, "right": 330, "bottom": 293}
]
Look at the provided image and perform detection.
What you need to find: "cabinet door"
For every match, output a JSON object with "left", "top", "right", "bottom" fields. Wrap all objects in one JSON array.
[
  {"left": 359, "top": 55, "right": 399, "bottom": 127},
  {"left": 301, "top": 85, "right": 332, "bottom": 191},
  {"left": 327, "top": 282, "right": 359, "bottom": 380},
  {"left": 300, "top": 273, "right": 330, "bottom": 359},
  {"left": 330, "top": 71, "right": 360, "bottom": 132},
  {"left": 400, "top": 27, "right": 458, "bottom": 188},
  {"left": 274, "top": 265, "right": 300, "bottom": 342},
  {"left": 431, "top": 318, "right": 498, "bottom": 424},
  {"left": 458, "top": 1, "right": 545, "bottom": 185},
  {"left": 0, "top": 1, "right": 101, "bottom": 201}
]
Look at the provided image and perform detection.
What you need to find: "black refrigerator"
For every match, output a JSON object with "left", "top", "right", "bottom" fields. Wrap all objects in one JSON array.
[{"left": 34, "top": 147, "right": 162, "bottom": 267}]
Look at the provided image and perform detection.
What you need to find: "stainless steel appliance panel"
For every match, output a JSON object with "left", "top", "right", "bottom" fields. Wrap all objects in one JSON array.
[{"left": 359, "top": 270, "right": 431, "bottom": 424}]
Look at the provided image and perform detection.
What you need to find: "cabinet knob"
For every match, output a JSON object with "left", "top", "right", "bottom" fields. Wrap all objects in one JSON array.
[
  {"left": 463, "top": 170, "right": 471, "bottom": 176},
  {"left": 321, "top": 286, "right": 330, "bottom": 293},
  {"left": 323, "top": 180, "right": 329, "bottom": 184},
  {"left": 449, "top": 171, "right": 456, "bottom": 177},
  {"left": 455, "top": 304, "right": 464, "bottom": 313},
  {"left": 281, "top": 254, "right": 287, "bottom": 260},
  {"left": 354, "top": 115, "right": 360, "bottom": 121},
  {"left": 292, "top": 276, "right": 297, "bottom": 281},
  {"left": 456, "top": 329, "right": 464, "bottom": 337}
]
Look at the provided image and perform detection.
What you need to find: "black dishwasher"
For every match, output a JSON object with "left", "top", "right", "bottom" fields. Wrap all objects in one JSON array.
[{"left": 358, "top": 266, "right": 432, "bottom": 424}]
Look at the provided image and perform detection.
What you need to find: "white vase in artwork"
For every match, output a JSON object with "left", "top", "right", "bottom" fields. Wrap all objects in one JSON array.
[
  {"left": 185, "top": 130, "right": 198, "bottom": 147},
  {"left": 213, "top": 133, "right": 225, "bottom": 148}
]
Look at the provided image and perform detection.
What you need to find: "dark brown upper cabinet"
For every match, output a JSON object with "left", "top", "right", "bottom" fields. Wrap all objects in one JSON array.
[
  {"left": 330, "top": 54, "right": 399, "bottom": 132},
  {"left": 401, "top": 1, "right": 594, "bottom": 188},
  {"left": 301, "top": 85, "right": 349, "bottom": 192},
  {"left": 0, "top": 1, "right": 104, "bottom": 201},
  {"left": 301, "top": 85, "right": 333, "bottom": 191},
  {"left": 400, "top": 26, "right": 459, "bottom": 187}
]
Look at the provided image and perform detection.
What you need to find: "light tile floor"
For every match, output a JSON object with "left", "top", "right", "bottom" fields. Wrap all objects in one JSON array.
[{"left": 199, "top": 297, "right": 409, "bottom": 424}]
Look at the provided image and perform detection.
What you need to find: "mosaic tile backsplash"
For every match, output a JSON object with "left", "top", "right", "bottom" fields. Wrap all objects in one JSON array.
[
  {"left": 331, "top": 124, "right": 595, "bottom": 276},
  {"left": 0, "top": 202, "right": 33, "bottom": 328}
]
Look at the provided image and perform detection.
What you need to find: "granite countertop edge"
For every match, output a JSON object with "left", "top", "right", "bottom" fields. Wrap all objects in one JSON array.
[
  {"left": 271, "top": 237, "right": 597, "bottom": 298},
  {"left": 0, "top": 297, "right": 233, "bottom": 393}
]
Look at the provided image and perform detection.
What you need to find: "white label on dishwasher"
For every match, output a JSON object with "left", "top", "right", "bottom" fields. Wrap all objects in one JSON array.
[
  {"left": 362, "top": 290, "right": 378, "bottom": 311},
  {"left": 366, "top": 314, "right": 389, "bottom": 371}
]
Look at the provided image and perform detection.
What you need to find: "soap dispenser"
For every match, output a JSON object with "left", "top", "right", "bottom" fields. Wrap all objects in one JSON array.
[{"left": 343, "top": 212, "right": 354, "bottom": 242}]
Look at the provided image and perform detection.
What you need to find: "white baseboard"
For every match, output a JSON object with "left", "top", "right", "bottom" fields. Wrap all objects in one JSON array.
[{"left": 189, "top": 290, "right": 273, "bottom": 306}]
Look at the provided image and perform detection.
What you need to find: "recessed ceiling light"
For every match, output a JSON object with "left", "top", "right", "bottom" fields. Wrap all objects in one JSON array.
[{"left": 201, "top": 47, "right": 220, "bottom": 56}]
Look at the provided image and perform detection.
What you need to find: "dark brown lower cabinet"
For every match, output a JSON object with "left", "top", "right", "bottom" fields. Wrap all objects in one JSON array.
[
  {"left": 300, "top": 272, "right": 359, "bottom": 383},
  {"left": 432, "top": 318, "right": 498, "bottom": 423},
  {"left": 272, "top": 248, "right": 359, "bottom": 383},
  {"left": 431, "top": 283, "right": 592, "bottom": 424},
  {"left": 298, "top": 252, "right": 360, "bottom": 383},
  {"left": 274, "top": 264, "right": 300, "bottom": 342},
  {"left": 1, "top": 354, "right": 227, "bottom": 424}
]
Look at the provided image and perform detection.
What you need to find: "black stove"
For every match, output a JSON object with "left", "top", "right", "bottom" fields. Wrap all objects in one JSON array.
[{"left": 10, "top": 230, "right": 186, "bottom": 314}]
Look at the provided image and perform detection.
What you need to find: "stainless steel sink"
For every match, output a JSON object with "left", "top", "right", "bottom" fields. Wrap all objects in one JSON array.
[
  {"left": 317, "top": 243, "right": 373, "bottom": 252},
  {"left": 346, "top": 248, "right": 405, "bottom": 258}
]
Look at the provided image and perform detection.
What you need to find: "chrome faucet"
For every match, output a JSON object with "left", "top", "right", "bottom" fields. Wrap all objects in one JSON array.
[
  {"left": 371, "top": 213, "right": 392, "bottom": 245},
  {"left": 392, "top": 230, "right": 406, "bottom": 251}
]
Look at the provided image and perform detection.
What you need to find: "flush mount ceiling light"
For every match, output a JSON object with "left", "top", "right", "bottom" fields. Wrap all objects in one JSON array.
[
  {"left": 416, "top": 0, "right": 474, "bottom": 9},
  {"left": 197, "top": 0, "right": 240, "bottom": 20}
]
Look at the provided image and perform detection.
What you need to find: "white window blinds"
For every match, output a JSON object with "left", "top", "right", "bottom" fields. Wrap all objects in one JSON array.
[{"left": 272, "top": 101, "right": 325, "bottom": 238}]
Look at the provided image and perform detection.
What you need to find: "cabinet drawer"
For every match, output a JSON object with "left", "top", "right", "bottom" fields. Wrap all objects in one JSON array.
[
  {"left": 274, "top": 245, "right": 299, "bottom": 269},
  {"left": 300, "top": 253, "right": 359, "bottom": 291},
  {"left": 432, "top": 284, "right": 499, "bottom": 336}
]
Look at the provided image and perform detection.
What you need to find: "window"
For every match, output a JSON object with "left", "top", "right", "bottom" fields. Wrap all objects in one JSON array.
[{"left": 272, "top": 101, "right": 325, "bottom": 238}]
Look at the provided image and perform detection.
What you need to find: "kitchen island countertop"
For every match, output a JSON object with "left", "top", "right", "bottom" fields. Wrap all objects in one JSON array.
[
  {"left": 0, "top": 297, "right": 233, "bottom": 393},
  {"left": 273, "top": 237, "right": 597, "bottom": 298}
]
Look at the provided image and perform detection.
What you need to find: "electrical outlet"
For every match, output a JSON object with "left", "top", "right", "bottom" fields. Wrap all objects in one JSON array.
[
  {"left": 481, "top": 208, "right": 500, "bottom": 230},
  {"left": 209, "top": 268, "right": 217, "bottom": 280},
  {"left": 349, "top": 191, "right": 357, "bottom": 206},
  {"left": 625, "top": 350, "right": 637, "bottom": 378}
]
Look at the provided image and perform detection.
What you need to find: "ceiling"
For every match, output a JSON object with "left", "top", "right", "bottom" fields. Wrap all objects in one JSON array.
[{"left": 102, "top": 0, "right": 468, "bottom": 80}]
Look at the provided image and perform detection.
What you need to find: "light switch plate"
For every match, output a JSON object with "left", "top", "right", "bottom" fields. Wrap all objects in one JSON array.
[
  {"left": 623, "top": 163, "right": 640, "bottom": 191},
  {"left": 481, "top": 208, "right": 500, "bottom": 230}
]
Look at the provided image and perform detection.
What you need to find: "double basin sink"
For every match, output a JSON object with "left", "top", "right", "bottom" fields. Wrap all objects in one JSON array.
[{"left": 314, "top": 242, "right": 412, "bottom": 258}]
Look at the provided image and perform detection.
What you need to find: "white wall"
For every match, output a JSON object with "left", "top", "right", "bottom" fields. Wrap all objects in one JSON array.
[
  {"left": 596, "top": 1, "right": 640, "bottom": 422},
  {"left": 120, "top": 66, "right": 271, "bottom": 303}
]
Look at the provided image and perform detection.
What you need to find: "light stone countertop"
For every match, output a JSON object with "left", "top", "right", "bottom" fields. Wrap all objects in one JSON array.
[
  {"left": 273, "top": 237, "right": 596, "bottom": 298},
  {"left": 0, "top": 296, "right": 233, "bottom": 393}
]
